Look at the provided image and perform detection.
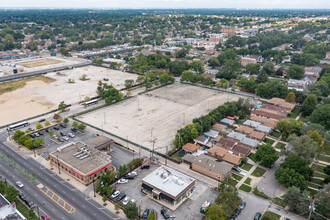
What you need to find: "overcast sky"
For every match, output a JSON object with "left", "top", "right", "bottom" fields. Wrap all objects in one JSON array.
[{"left": 1, "top": 0, "right": 330, "bottom": 9}]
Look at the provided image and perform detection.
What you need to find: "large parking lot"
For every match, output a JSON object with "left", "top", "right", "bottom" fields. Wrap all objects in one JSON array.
[{"left": 113, "top": 164, "right": 219, "bottom": 220}]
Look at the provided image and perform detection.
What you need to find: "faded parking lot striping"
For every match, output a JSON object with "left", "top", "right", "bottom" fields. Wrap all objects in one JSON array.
[{"left": 40, "top": 186, "right": 76, "bottom": 213}]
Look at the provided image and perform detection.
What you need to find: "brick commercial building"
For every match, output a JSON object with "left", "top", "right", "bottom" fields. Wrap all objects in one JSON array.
[
  {"left": 85, "top": 136, "right": 114, "bottom": 151},
  {"left": 141, "top": 166, "right": 195, "bottom": 209},
  {"left": 50, "top": 142, "right": 113, "bottom": 185}
]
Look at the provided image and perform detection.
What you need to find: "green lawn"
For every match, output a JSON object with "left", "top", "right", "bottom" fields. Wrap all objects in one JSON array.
[
  {"left": 16, "top": 199, "right": 39, "bottom": 220},
  {"left": 270, "top": 131, "right": 281, "bottom": 139},
  {"left": 288, "top": 106, "right": 301, "bottom": 119},
  {"left": 308, "top": 182, "right": 323, "bottom": 189},
  {"left": 239, "top": 184, "right": 252, "bottom": 193},
  {"left": 228, "top": 179, "right": 238, "bottom": 187},
  {"left": 251, "top": 167, "right": 267, "bottom": 177},
  {"left": 240, "top": 163, "right": 253, "bottom": 171},
  {"left": 272, "top": 197, "right": 286, "bottom": 208},
  {"left": 274, "top": 142, "right": 286, "bottom": 150},
  {"left": 232, "top": 173, "right": 243, "bottom": 181},
  {"left": 244, "top": 177, "right": 252, "bottom": 185},
  {"left": 313, "top": 172, "right": 328, "bottom": 179},
  {"left": 261, "top": 211, "right": 281, "bottom": 220},
  {"left": 170, "top": 153, "right": 182, "bottom": 161},
  {"left": 249, "top": 153, "right": 258, "bottom": 163},
  {"left": 147, "top": 212, "right": 156, "bottom": 220},
  {"left": 311, "top": 163, "right": 326, "bottom": 173},
  {"left": 310, "top": 178, "right": 324, "bottom": 186},
  {"left": 264, "top": 138, "right": 275, "bottom": 145},
  {"left": 317, "top": 154, "right": 330, "bottom": 163}
]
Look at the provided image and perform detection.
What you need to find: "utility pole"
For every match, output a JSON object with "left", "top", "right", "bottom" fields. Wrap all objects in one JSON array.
[{"left": 57, "top": 155, "right": 61, "bottom": 174}]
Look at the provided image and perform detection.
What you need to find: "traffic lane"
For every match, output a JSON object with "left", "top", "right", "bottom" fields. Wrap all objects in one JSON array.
[
  {"left": 0, "top": 159, "right": 69, "bottom": 220},
  {"left": 0, "top": 141, "right": 119, "bottom": 220},
  {"left": 236, "top": 192, "right": 269, "bottom": 220}
]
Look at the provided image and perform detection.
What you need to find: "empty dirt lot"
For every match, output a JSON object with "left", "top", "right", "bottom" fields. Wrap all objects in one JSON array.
[
  {"left": 80, "top": 84, "right": 243, "bottom": 153},
  {"left": 17, "top": 58, "right": 63, "bottom": 68},
  {"left": 0, "top": 66, "right": 138, "bottom": 126}
]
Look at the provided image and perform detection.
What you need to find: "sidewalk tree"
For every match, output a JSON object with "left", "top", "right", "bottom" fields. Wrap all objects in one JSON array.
[
  {"left": 255, "top": 144, "right": 278, "bottom": 168},
  {"left": 34, "top": 138, "right": 44, "bottom": 148},
  {"left": 4, "top": 186, "right": 18, "bottom": 202},
  {"left": 77, "top": 123, "right": 86, "bottom": 131},
  {"left": 124, "top": 202, "right": 138, "bottom": 219},
  {"left": 205, "top": 204, "right": 228, "bottom": 220},
  {"left": 24, "top": 138, "right": 33, "bottom": 149},
  {"left": 18, "top": 135, "right": 29, "bottom": 145},
  {"left": 28, "top": 209, "right": 37, "bottom": 219},
  {"left": 36, "top": 123, "right": 43, "bottom": 130},
  {"left": 72, "top": 121, "right": 79, "bottom": 128}
]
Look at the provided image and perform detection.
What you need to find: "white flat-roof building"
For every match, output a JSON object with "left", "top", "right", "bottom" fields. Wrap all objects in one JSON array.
[{"left": 142, "top": 166, "right": 195, "bottom": 209}]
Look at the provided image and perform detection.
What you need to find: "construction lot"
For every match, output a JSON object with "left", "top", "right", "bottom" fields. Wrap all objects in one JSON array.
[
  {"left": 80, "top": 83, "right": 242, "bottom": 153},
  {"left": 0, "top": 65, "right": 138, "bottom": 126},
  {"left": 17, "top": 58, "right": 63, "bottom": 68}
]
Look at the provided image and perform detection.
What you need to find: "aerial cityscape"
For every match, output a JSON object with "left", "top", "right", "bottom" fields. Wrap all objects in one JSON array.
[{"left": 0, "top": 2, "right": 329, "bottom": 220}]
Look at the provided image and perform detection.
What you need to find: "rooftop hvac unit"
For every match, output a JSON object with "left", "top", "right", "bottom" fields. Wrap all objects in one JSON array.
[
  {"left": 73, "top": 150, "right": 83, "bottom": 156},
  {"left": 163, "top": 177, "right": 169, "bottom": 183},
  {"left": 76, "top": 153, "right": 87, "bottom": 158},
  {"left": 80, "top": 155, "right": 90, "bottom": 160}
]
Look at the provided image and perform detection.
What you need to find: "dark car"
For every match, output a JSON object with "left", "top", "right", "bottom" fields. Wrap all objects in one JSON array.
[
  {"left": 142, "top": 208, "right": 150, "bottom": 219},
  {"left": 28, "top": 127, "right": 35, "bottom": 131},
  {"left": 53, "top": 126, "right": 60, "bottom": 130},
  {"left": 60, "top": 123, "right": 67, "bottom": 128},
  {"left": 59, "top": 138, "right": 64, "bottom": 142},
  {"left": 229, "top": 215, "right": 235, "bottom": 220},
  {"left": 103, "top": 78, "right": 109, "bottom": 81},
  {"left": 254, "top": 212, "right": 262, "bottom": 220},
  {"left": 71, "top": 127, "right": 77, "bottom": 132},
  {"left": 239, "top": 201, "right": 246, "bottom": 210},
  {"left": 38, "top": 118, "right": 46, "bottom": 123},
  {"left": 45, "top": 128, "right": 51, "bottom": 132},
  {"left": 29, "top": 133, "right": 36, "bottom": 138},
  {"left": 115, "top": 193, "right": 126, "bottom": 202},
  {"left": 38, "top": 131, "right": 44, "bottom": 135},
  {"left": 234, "top": 208, "right": 241, "bottom": 217},
  {"left": 25, "top": 199, "right": 36, "bottom": 208},
  {"left": 141, "top": 164, "right": 150, "bottom": 169},
  {"left": 231, "top": 167, "right": 241, "bottom": 173},
  {"left": 19, "top": 193, "right": 27, "bottom": 201},
  {"left": 60, "top": 132, "right": 66, "bottom": 136},
  {"left": 161, "top": 209, "right": 170, "bottom": 219},
  {"left": 124, "top": 174, "right": 134, "bottom": 180}
]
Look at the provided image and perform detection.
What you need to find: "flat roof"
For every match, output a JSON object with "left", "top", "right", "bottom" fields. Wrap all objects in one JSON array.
[
  {"left": 0, "top": 194, "right": 8, "bottom": 208},
  {"left": 85, "top": 136, "right": 114, "bottom": 148},
  {"left": 50, "top": 142, "right": 112, "bottom": 175},
  {"left": 142, "top": 166, "right": 195, "bottom": 198}
]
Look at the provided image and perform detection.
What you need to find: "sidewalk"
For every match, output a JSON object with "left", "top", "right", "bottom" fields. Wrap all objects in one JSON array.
[{"left": 236, "top": 162, "right": 260, "bottom": 188}]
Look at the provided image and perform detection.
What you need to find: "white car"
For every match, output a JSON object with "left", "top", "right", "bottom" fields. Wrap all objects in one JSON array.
[
  {"left": 130, "top": 199, "right": 136, "bottom": 204},
  {"left": 118, "top": 179, "right": 128, "bottom": 184},
  {"left": 16, "top": 181, "right": 24, "bottom": 188},
  {"left": 122, "top": 196, "right": 130, "bottom": 206},
  {"left": 128, "top": 171, "right": 137, "bottom": 177},
  {"left": 63, "top": 136, "right": 69, "bottom": 141},
  {"left": 68, "top": 133, "right": 75, "bottom": 138},
  {"left": 111, "top": 190, "right": 120, "bottom": 198}
]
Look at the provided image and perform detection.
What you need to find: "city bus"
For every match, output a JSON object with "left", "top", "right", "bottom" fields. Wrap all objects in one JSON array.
[
  {"left": 84, "top": 100, "right": 98, "bottom": 107},
  {"left": 8, "top": 121, "right": 29, "bottom": 131}
]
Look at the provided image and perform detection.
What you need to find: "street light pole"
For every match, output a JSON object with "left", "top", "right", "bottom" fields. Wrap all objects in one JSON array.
[
  {"left": 93, "top": 177, "right": 96, "bottom": 197},
  {"left": 36, "top": 206, "right": 40, "bottom": 219}
]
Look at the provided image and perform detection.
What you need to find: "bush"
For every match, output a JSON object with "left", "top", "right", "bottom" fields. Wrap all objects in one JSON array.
[
  {"left": 253, "top": 187, "right": 269, "bottom": 199},
  {"left": 35, "top": 123, "right": 43, "bottom": 130},
  {"left": 147, "top": 212, "right": 156, "bottom": 220}
]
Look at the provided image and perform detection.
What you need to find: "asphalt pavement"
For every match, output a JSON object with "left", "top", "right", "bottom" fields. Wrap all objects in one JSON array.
[{"left": 0, "top": 133, "right": 120, "bottom": 220}]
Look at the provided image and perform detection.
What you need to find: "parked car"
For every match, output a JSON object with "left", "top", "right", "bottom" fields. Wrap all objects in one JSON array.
[
  {"left": 142, "top": 209, "right": 150, "bottom": 219},
  {"left": 41, "top": 214, "right": 51, "bottom": 220},
  {"left": 35, "top": 133, "right": 40, "bottom": 137},
  {"left": 68, "top": 133, "right": 75, "bottom": 138},
  {"left": 161, "top": 209, "right": 170, "bottom": 219},
  {"left": 53, "top": 126, "right": 60, "bottom": 130},
  {"left": 115, "top": 193, "right": 126, "bottom": 202},
  {"left": 60, "top": 132, "right": 66, "bottom": 136},
  {"left": 239, "top": 201, "right": 246, "bottom": 210},
  {"left": 232, "top": 167, "right": 241, "bottom": 173},
  {"left": 59, "top": 138, "right": 64, "bottom": 142},
  {"left": 29, "top": 134, "right": 36, "bottom": 138},
  {"left": 118, "top": 179, "right": 128, "bottom": 184},
  {"left": 60, "top": 123, "right": 67, "bottom": 128},
  {"left": 16, "top": 181, "right": 24, "bottom": 188},
  {"left": 45, "top": 128, "right": 51, "bottom": 132},
  {"left": 63, "top": 136, "right": 69, "bottom": 141},
  {"left": 71, "top": 127, "right": 77, "bottom": 132},
  {"left": 141, "top": 164, "right": 150, "bottom": 169},
  {"left": 254, "top": 212, "right": 262, "bottom": 220},
  {"left": 38, "top": 118, "right": 46, "bottom": 123},
  {"left": 229, "top": 215, "right": 235, "bottom": 220},
  {"left": 234, "top": 208, "right": 241, "bottom": 217},
  {"left": 19, "top": 193, "right": 27, "bottom": 201},
  {"left": 28, "top": 127, "right": 35, "bottom": 131},
  {"left": 130, "top": 199, "right": 136, "bottom": 204},
  {"left": 103, "top": 78, "right": 109, "bottom": 81},
  {"left": 122, "top": 196, "right": 130, "bottom": 206},
  {"left": 38, "top": 131, "right": 44, "bottom": 135},
  {"left": 25, "top": 199, "right": 36, "bottom": 208},
  {"left": 124, "top": 174, "right": 134, "bottom": 180},
  {"left": 128, "top": 171, "right": 137, "bottom": 177},
  {"left": 111, "top": 191, "right": 120, "bottom": 199}
]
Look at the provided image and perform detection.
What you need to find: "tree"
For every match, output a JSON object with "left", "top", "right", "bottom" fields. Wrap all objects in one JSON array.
[
  {"left": 63, "top": 118, "right": 69, "bottom": 124},
  {"left": 72, "top": 121, "right": 79, "bottom": 128},
  {"left": 283, "top": 186, "right": 311, "bottom": 213},
  {"left": 33, "top": 138, "right": 44, "bottom": 148},
  {"left": 306, "top": 130, "right": 324, "bottom": 149},
  {"left": 288, "top": 135, "right": 318, "bottom": 164},
  {"left": 308, "top": 81, "right": 330, "bottom": 98},
  {"left": 79, "top": 74, "right": 89, "bottom": 81},
  {"left": 303, "top": 94, "right": 318, "bottom": 107},
  {"left": 84, "top": 96, "right": 91, "bottom": 102},
  {"left": 28, "top": 209, "right": 37, "bottom": 219},
  {"left": 125, "top": 79, "right": 134, "bottom": 89},
  {"left": 246, "top": 63, "right": 260, "bottom": 75},
  {"left": 180, "top": 70, "right": 194, "bottom": 82},
  {"left": 285, "top": 92, "right": 296, "bottom": 103},
  {"left": 275, "top": 167, "right": 308, "bottom": 190},
  {"left": 255, "top": 70, "right": 269, "bottom": 83},
  {"left": 189, "top": 60, "right": 204, "bottom": 74},
  {"left": 102, "top": 195, "right": 107, "bottom": 204},
  {"left": 263, "top": 61, "right": 274, "bottom": 75},
  {"left": 276, "top": 118, "right": 303, "bottom": 140},
  {"left": 312, "top": 185, "right": 330, "bottom": 220},
  {"left": 44, "top": 121, "right": 51, "bottom": 126},
  {"left": 215, "top": 187, "right": 242, "bottom": 216},
  {"left": 205, "top": 204, "right": 228, "bottom": 220},
  {"left": 159, "top": 73, "right": 170, "bottom": 84},
  {"left": 256, "top": 79, "right": 288, "bottom": 99},
  {"left": 169, "top": 60, "right": 189, "bottom": 76},
  {"left": 92, "top": 58, "right": 103, "bottom": 65},
  {"left": 208, "top": 58, "right": 220, "bottom": 68},
  {"left": 58, "top": 101, "right": 68, "bottom": 111},
  {"left": 123, "top": 202, "right": 138, "bottom": 219},
  {"left": 287, "top": 65, "right": 305, "bottom": 79},
  {"left": 24, "top": 138, "right": 33, "bottom": 149},
  {"left": 216, "top": 79, "right": 229, "bottom": 89},
  {"left": 310, "top": 104, "right": 330, "bottom": 129},
  {"left": 12, "top": 130, "right": 25, "bottom": 141},
  {"left": 77, "top": 123, "right": 86, "bottom": 132},
  {"left": 5, "top": 186, "right": 18, "bottom": 202},
  {"left": 255, "top": 144, "right": 278, "bottom": 168}
]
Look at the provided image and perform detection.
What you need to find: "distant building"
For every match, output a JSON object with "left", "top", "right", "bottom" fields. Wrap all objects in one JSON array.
[
  {"left": 50, "top": 142, "right": 113, "bottom": 185},
  {"left": 0, "top": 194, "right": 26, "bottom": 220},
  {"left": 240, "top": 57, "right": 257, "bottom": 67},
  {"left": 141, "top": 166, "right": 195, "bottom": 209}
]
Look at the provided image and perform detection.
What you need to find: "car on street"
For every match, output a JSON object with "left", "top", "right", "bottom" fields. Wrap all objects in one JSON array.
[
  {"left": 41, "top": 214, "right": 51, "bottom": 220},
  {"left": 111, "top": 191, "right": 120, "bottom": 198},
  {"left": 161, "top": 209, "right": 170, "bottom": 219},
  {"left": 16, "top": 181, "right": 24, "bottom": 188},
  {"left": 239, "top": 201, "right": 246, "bottom": 210},
  {"left": 231, "top": 167, "right": 241, "bottom": 173},
  {"left": 254, "top": 212, "right": 262, "bottom": 220},
  {"left": 122, "top": 196, "right": 130, "bottom": 205},
  {"left": 141, "top": 164, "right": 150, "bottom": 169},
  {"left": 142, "top": 209, "right": 150, "bottom": 219},
  {"left": 118, "top": 179, "right": 128, "bottom": 184},
  {"left": 25, "top": 199, "right": 36, "bottom": 208},
  {"left": 19, "top": 192, "right": 27, "bottom": 201},
  {"left": 28, "top": 127, "right": 35, "bottom": 131},
  {"left": 63, "top": 136, "right": 69, "bottom": 141},
  {"left": 68, "top": 133, "right": 75, "bottom": 138},
  {"left": 115, "top": 193, "right": 126, "bottom": 202}
]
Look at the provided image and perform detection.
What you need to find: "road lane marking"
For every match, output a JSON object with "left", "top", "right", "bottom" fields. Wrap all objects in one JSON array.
[{"left": 40, "top": 186, "right": 76, "bottom": 213}]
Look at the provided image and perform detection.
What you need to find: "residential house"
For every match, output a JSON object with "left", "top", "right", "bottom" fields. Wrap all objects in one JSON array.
[
  {"left": 212, "top": 123, "right": 229, "bottom": 135},
  {"left": 243, "top": 120, "right": 261, "bottom": 128},
  {"left": 248, "top": 130, "right": 266, "bottom": 141},
  {"left": 218, "top": 137, "right": 236, "bottom": 149},
  {"left": 235, "top": 125, "right": 254, "bottom": 135},
  {"left": 227, "top": 132, "right": 246, "bottom": 142},
  {"left": 232, "top": 144, "right": 251, "bottom": 157},
  {"left": 287, "top": 79, "right": 309, "bottom": 92},
  {"left": 220, "top": 118, "right": 235, "bottom": 126},
  {"left": 251, "top": 110, "right": 284, "bottom": 121},
  {"left": 204, "top": 130, "right": 219, "bottom": 139},
  {"left": 250, "top": 115, "right": 277, "bottom": 128},
  {"left": 255, "top": 125, "right": 272, "bottom": 134},
  {"left": 182, "top": 143, "right": 199, "bottom": 154},
  {"left": 268, "top": 98, "right": 295, "bottom": 112},
  {"left": 240, "top": 57, "right": 257, "bottom": 67},
  {"left": 259, "top": 104, "right": 288, "bottom": 117},
  {"left": 194, "top": 136, "right": 209, "bottom": 146}
]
